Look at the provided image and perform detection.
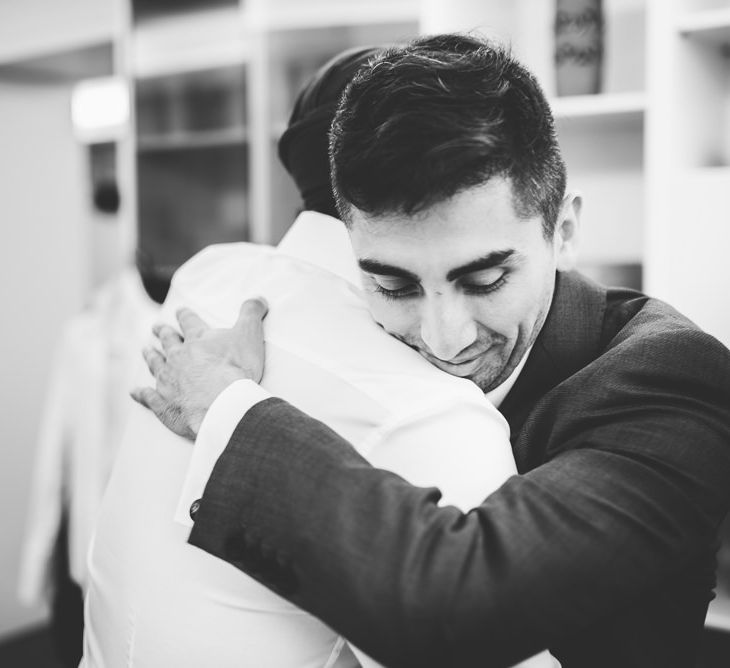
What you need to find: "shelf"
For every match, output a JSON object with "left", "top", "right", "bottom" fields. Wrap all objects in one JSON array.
[
  {"left": 257, "top": 0, "right": 419, "bottom": 30},
  {"left": 674, "top": 165, "right": 730, "bottom": 185},
  {"left": 137, "top": 127, "right": 247, "bottom": 151},
  {"left": 706, "top": 592, "right": 730, "bottom": 632},
  {"left": 551, "top": 92, "right": 646, "bottom": 137},
  {"left": 677, "top": 8, "right": 730, "bottom": 46},
  {"left": 550, "top": 92, "right": 647, "bottom": 121},
  {"left": 132, "top": 6, "right": 250, "bottom": 76},
  {"left": 132, "top": 0, "right": 237, "bottom": 24}
]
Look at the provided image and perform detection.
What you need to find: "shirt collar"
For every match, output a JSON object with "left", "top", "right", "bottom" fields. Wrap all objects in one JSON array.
[
  {"left": 485, "top": 346, "right": 531, "bottom": 408},
  {"left": 276, "top": 210, "right": 360, "bottom": 286}
]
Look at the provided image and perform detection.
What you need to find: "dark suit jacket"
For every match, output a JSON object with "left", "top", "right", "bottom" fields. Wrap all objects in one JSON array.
[{"left": 189, "top": 271, "right": 730, "bottom": 667}]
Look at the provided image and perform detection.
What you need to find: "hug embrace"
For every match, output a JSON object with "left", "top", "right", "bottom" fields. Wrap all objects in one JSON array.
[{"left": 82, "top": 34, "right": 730, "bottom": 668}]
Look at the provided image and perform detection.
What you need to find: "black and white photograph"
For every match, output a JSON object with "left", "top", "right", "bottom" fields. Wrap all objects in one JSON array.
[{"left": 1, "top": 1, "right": 729, "bottom": 666}]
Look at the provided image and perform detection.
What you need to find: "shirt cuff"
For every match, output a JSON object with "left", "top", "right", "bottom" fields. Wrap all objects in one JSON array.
[{"left": 174, "top": 379, "right": 272, "bottom": 526}]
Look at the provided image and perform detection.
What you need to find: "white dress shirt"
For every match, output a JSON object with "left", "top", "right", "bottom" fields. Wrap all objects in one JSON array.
[
  {"left": 19, "top": 269, "right": 158, "bottom": 605},
  {"left": 82, "top": 211, "right": 554, "bottom": 668}
]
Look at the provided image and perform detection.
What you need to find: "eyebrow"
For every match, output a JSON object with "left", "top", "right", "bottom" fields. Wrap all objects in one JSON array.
[
  {"left": 357, "top": 259, "right": 419, "bottom": 281},
  {"left": 445, "top": 250, "right": 516, "bottom": 281},
  {"left": 358, "top": 250, "right": 516, "bottom": 283}
]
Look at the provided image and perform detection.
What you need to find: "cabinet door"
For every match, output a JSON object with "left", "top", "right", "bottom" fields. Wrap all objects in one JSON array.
[{"left": 134, "top": 65, "right": 249, "bottom": 298}]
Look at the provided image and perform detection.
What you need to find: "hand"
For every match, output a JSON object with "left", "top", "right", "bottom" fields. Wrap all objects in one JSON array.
[{"left": 131, "top": 298, "right": 268, "bottom": 440}]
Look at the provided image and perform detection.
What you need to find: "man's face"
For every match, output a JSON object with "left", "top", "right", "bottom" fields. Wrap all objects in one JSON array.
[{"left": 348, "top": 178, "right": 576, "bottom": 393}]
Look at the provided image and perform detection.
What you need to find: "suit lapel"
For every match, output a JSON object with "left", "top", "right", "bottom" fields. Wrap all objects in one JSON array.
[{"left": 500, "top": 271, "right": 607, "bottom": 470}]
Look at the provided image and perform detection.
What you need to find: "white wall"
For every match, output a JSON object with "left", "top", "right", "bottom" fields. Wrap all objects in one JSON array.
[{"left": 0, "top": 80, "right": 89, "bottom": 639}]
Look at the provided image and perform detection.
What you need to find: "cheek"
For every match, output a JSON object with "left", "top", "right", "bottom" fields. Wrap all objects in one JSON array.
[
  {"left": 475, "top": 283, "right": 544, "bottom": 337},
  {"left": 473, "top": 301, "right": 520, "bottom": 338},
  {"left": 365, "top": 296, "right": 419, "bottom": 337}
]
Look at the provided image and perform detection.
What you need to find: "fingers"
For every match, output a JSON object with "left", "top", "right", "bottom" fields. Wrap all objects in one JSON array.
[
  {"left": 230, "top": 298, "right": 267, "bottom": 382},
  {"left": 130, "top": 387, "right": 166, "bottom": 416},
  {"left": 152, "top": 323, "right": 183, "bottom": 354},
  {"left": 235, "top": 297, "right": 268, "bottom": 334},
  {"left": 176, "top": 307, "right": 208, "bottom": 340},
  {"left": 235, "top": 297, "right": 267, "bottom": 349},
  {"left": 142, "top": 346, "right": 166, "bottom": 378},
  {"left": 131, "top": 387, "right": 193, "bottom": 440},
  {"left": 238, "top": 297, "right": 268, "bottom": 321}
]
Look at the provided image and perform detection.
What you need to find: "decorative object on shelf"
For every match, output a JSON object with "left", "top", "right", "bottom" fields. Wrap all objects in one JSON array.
[{"left": 554, "top": 0, "right": 604, "bottom": 96}]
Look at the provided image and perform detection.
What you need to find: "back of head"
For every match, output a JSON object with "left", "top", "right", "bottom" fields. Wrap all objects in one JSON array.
[
  {"left": 330, "top": 33, "right": 567, "bottom": 237},
  {"left": 278, "top": 46, "right": 382, "bottom": 218}
]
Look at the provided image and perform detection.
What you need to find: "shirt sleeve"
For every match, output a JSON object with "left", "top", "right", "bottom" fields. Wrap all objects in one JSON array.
[{"left": 174, "top": 379, "right": 272, "bottom": 526}]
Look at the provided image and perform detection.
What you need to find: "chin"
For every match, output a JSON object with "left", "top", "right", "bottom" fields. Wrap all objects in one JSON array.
[
  {"left": 472, "top": 351, "right": 515, "bottom": 392},
  {"left": 471, "top": 367, "right": 504, "bottom": 393}
]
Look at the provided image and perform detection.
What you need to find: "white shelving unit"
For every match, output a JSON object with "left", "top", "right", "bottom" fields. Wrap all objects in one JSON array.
[
  {"left": 254, "top": 0, "right": 419, "bottom": 30},
  {"left": 677, "top": 6, "right": 730, "bottom": 42},
  {"left": 645, "top": 0, "right": 730, "bottom": 352},
  {"left": 137, "top": 126, "right": 248, "bottom": 151},
  {"left": 260, "top": 12, "right": 419, "bottom": 242},
  {"left": 430, "top": 0, "right": 647, "bottom": 281},
  {"left": 550, "top": 91, "right": 647, "bottom": 120},
  {"left": 131, "top": 5, "right": 249, "bottom": 75},
  {"left": 119, "top": 0, "right": 420, "bottom": 268},
  {"left": 636, "top": 0, "right": 730, "bottom": 632}
]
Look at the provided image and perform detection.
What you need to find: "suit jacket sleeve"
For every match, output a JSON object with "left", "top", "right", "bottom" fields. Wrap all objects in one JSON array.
[{"left": 188, "top": 326, "right": 730, "bottom": 668}]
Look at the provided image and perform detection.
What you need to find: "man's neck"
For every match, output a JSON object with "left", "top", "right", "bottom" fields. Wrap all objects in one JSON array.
[{"left": 485, "top": 347, "right": 532, "bottom": 408}]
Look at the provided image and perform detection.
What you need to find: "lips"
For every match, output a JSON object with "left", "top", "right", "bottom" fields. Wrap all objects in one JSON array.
[
  {"left": 449, "top": 354, "right": 482, "bottom": 366},
  {"left": 422, "top": 352, "right": 485, "bottom": 376}
]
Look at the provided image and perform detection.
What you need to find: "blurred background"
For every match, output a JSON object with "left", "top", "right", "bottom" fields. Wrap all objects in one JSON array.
[{"left": 0, "top": 0, "right": 729, "bottom": 665}]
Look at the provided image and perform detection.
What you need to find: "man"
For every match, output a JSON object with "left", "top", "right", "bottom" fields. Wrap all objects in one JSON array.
[
  {"left": 84, "top": 47, "right": 553, "bottom": 667},
  {"left": 136, "top": 35, "right": 730, "bottom": 667}
]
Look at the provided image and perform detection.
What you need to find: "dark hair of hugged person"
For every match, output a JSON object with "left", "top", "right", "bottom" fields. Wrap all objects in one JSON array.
[{"left": 277, "top": 45, "right": 382, "bottom": 219}]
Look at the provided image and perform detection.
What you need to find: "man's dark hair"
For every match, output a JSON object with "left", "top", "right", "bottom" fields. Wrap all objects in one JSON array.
[{"left": 330, "top": 34, "right": 567, "bottom": 238}]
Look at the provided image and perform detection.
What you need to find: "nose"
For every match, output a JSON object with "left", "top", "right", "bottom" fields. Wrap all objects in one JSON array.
[{"left": 419, "top": 295, "right": 478, "bottom": 361}]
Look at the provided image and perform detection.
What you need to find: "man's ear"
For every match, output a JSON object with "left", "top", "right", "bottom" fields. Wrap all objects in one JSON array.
[{"left": 554, "top": 192, "right": 582, "bottom": 271}]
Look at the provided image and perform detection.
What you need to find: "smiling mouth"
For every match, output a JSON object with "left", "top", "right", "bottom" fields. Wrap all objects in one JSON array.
[
  {"left": 439, "top": 356, "right": 479, "bottom": 366},
  {"left": 422, "top": 351, "right": 487, "bottom": 372},
  {"left": 397, "top": 337, "right": 493, "bottom": 373}
]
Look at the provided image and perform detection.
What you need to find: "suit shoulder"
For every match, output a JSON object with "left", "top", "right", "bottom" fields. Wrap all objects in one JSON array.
[
  {"left": 535, "top": 295, "right": 730, "bottom": 467},
  {"left": 608, "top": 295, "right": 726, "bottom": 352},
  {"left": 598, "top": 295, "right": 730, "bottom": 393}
]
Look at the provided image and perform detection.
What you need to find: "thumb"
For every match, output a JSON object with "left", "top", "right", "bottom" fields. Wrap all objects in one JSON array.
[
  {"left": 235, "top": 297, "right": 268, "bottom": 339},
  {"left": 236, "top": 297, "right": 268, "bottom": 326}
]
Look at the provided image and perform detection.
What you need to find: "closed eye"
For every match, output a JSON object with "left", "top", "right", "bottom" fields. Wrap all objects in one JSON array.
[
  {"left": 371, "top": 278, "right": 421, "bottom": 300},
  {"left": 460, "top": 271, "right": 508, "bottom": 296}
]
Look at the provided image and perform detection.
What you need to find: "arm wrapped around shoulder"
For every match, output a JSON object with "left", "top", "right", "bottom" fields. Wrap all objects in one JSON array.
[{"left": 188, "top": 326, "right": 730, "bottom": 668}]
